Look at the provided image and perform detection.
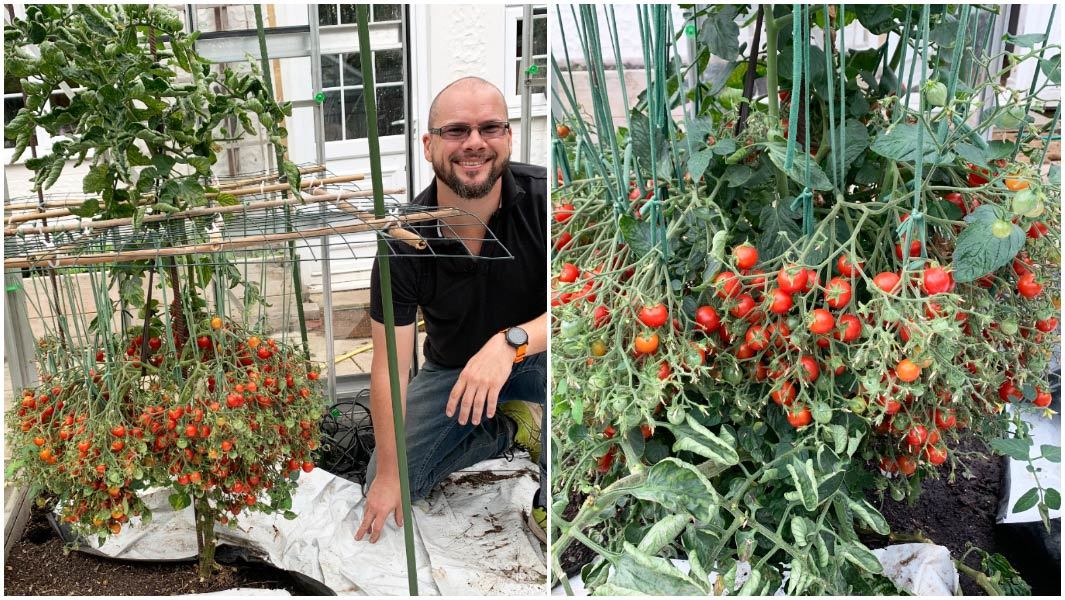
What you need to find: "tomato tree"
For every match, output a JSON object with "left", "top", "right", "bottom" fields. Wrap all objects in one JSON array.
[
  {"left": 4, "top": 5, "right": 323, "bottom": 579},
  {"left": 551, "top": 4, "right": 1060, "bottom": 594}
]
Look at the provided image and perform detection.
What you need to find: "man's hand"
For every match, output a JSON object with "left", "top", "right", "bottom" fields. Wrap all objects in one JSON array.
[
  {"left": 355, "top": 476, "right": 403, "bottom": 543},
  {"left": 446, "top": 333, "right": 514, "bottom": 425}
]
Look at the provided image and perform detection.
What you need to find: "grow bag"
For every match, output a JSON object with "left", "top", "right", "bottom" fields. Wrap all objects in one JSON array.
[
  {"left": 51, "top": 457, "right": 545, "bottom": 595},
  {"left": 994, "top": 369, "right": 1062, "bottom": 595}
]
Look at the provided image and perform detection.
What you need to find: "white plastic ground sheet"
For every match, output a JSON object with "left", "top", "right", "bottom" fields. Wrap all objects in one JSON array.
[
  {"left": 1001, "top": 403, "right": 1061, "bottom": 524},
  {"left": 70, "top": 456, "right": 546, "bottom": 595},
  {"left": 553, "top": 544, "right": 959, "bottom": 596}
]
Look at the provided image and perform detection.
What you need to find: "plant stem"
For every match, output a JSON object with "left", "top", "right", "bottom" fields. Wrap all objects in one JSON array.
[{"left": 764, "top": 5, "right": 787, "bottom": 198}]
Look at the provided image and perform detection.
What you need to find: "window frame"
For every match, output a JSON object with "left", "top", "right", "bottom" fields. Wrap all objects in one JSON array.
[{"left": 503, "top": 5, "right": 548, "bottom": 119}]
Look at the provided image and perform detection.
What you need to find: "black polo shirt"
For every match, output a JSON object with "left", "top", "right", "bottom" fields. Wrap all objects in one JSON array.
[{"left": 369, "top": 162, "right": 547, "bottom": 368}]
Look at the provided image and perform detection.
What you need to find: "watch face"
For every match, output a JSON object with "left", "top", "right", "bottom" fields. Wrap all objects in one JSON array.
[{"left": 506, "top": 327, "right": 528, "bottom": 347}]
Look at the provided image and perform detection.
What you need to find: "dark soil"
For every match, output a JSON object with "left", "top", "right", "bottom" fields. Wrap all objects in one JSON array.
[
  {"left": 448, "top": 467, "right": 536, "bottom": 488},
  {"left": 861, "top": 437, "right": 1005, "bottom": 596},
  {"left": 3, "top": 504, "right": 318, "bottom": 596},
  {"left": 557, "top": 489, "right": 598, "bottom": 578}
]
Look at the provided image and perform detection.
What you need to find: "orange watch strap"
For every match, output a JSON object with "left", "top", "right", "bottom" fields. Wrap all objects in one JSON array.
[{"left": 513, "top": 344, "right": 527, "bottom": 363}]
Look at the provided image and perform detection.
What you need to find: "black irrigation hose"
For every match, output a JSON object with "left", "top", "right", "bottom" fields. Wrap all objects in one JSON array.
[{"left": 316, "top": 390, "right": 375, "bottom": 484}]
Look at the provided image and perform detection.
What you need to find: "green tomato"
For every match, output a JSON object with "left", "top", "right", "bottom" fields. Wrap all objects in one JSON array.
[
  {"left": 723, "top": 364, "right": 743, "bottom": 385},
  {"left": 995, "top": 105, "right": 1027, "bottom": 129},
  {"left": 848, "top": 396, "right": 868, "bottom": 415},
  {"left": 991, "top": 219, "right": 1013, "bottom": 239},
  {"left": 559, "top": 319, "right": 581, "bottom": 340},
  {"left": 718, "top": 87, "right": 743, "bottom": 109},
  {"left": 667, "top": 405, "right": 686, "bottom": 426},
  {"left": 923, "top": 81, "right": 948, "bottom": 107},
  {"left": 1011, "top": 188, "right": 1038, "bottom": 217},
  {"left": 1000, "top": 319, "right": 1019, "bottom": 336}
]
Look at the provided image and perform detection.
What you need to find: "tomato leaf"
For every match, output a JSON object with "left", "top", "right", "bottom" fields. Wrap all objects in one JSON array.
[
  {"left": 990, "top": 437, "right": 1032, "bottom": 461},
  {"left": 636, "top": 514, "right": 690, "bottom": 555},
  {"left": 766, "top": 140, "right": 834, "bottom": 191},
  {"left": 1044, "top": 488, "right": 1061, "bottom": 510},
  {"left": 870, "top": 122, "right": 953, "bottom": 165},
  {"left": 601, "top": 542, "right": 705, "bottom": 595},
  {"left": 1040, "top": 444, "right": 1061, "bottom": 463},
  {"left": 756, "top": 202, "right": 801, "bottom": 262},
  {"left": 628, "top": 458, "right": 720, "bottom": 522},
  {"left": 1012, "top": 487, "right": 1040, "bottom": 513},
  {"left": 846, "top": 496, "right": 890, "bottom": 535},
  {"left": 618, "top": 214, "right": 655, "bottom": 259},
  {"left": 952, "top": 205, "right": 1025, "bottom": 282},
  {"left": 168, "top": 492, "right": 191, "bottom": 511},
  {"left": 698, "top": 5, "right": 740, "bottom": 60},
  {"left": 787, "top": 458, "right": 820, "bottom": 512},
  {"left": 686, "top": 147, "right": 715, "bottom": 182},
  {"left": 841, "top": 541, "right": 883, "bottom": 574}
]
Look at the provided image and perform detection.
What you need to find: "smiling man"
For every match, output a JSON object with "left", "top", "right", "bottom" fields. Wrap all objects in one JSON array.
[{"left": 356, "top": 77, "right": 547, "bottom": 544}]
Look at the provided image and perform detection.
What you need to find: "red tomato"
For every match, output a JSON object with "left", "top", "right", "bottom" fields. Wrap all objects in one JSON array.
[
  {"left": 925, "top": 445, "right": 948, "bottom": 465},
  {"left": 1027, "top": 222, "right": 1048, "bottom": 238},
  {"left": 905, "top": 425, "right": 929, "bottom": 447},
  {"left": 634, "top": 332, "right": 660, "bottom": 355},
  {"left": 554, "top": 232, "right": 573, "bottom": 252},
  {"left": 824, "top": 277, "right": 852, "bottom": 309},
  {"left": 873, "top": 272, "right": 901, "bottom": 293},
  {"left": 733, "top": 244, "right": 759, "bottom": 269},
  {"left": 694, "top": 305, "right": 721, "bottom": 333},
  {"left": 1017, "top": 273, "right": 1042, "bottom": 299},
  {"left": 1033, "top": 389, "right": 1052, "bottom": 408},
  {"left": 1036, "top": 317, "right": 1058, "bottom": 332},
  {"left": 786, "top": 404, "right": 812, "bottom": 428},
  {"left": 896, "top": 455, "right": 918, "bottom": 476},
  {"left": 555, "top": 203, "right": 575, "bottom": 223},
  {"left": 934, "top": 409, "right": 957, "bottom": 429},
  {"left": 593, "top": 305, "right": 610, "bottom": 328},
  {"left": 730, "top": 294, "right": 756, "bottom": 319},
  {"left": 895, "top": 240, "right": 922, "bottom": 261},
  {"left": 714, "top": 272, "right": 742, "bottom": 299},
  {"left": 799, "top": 356, "right": 819, "bottom": 383},
  {"left": 943, "top": 191, "right": 967, "bottom": 215},
  {"left": 769, "top": 288, "right": 794, "bottom": 314},
  {"left": 559, "top": 263, "right": 579, "bottom": 283},
  {"left": 745, "top": 325, "right": 769, "bottom": 351},
  {"left": 921, "top": 267, "right": 954, "bottom": 295},
  {"left": 836, "top": 255, "right": 863, "bottom": 277},
  {"left": 809, "top": 309, "right": 835, "bottom": 335},
  {"left": 777, "top": 265, "right": 808, "bottom": 294},
  {"left": 835, "top": 313, "right": 862, "bottom": 342},
  {"left": 771, "top": 381, "right": 797, "bottom": 406},
  {"left": 638, "top": 304, "right": 669, "bottom": 328}
]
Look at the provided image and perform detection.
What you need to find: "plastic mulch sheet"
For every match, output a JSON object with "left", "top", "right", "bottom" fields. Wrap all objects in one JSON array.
[{"left": 56, "top": 456, "right": 546, "bottom": 595}]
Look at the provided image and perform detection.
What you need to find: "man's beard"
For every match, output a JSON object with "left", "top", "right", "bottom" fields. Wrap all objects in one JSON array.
[{"left": 433, "top": 152, "right": 509, "bottom": 200}]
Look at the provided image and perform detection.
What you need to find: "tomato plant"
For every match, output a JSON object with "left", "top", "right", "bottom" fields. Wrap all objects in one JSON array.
[
  {"left": 551, "top": 3, "right": 1060, "bottom": 596},
  {"left": 3, "top": 5, "right": 324, "bottom": 581}
]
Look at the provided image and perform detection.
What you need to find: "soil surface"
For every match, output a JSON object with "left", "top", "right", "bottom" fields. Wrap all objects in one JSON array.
[
  {"left": 3, "top": 505, "right": 316, "bottom": 596},
  {"left": 557, "top": 490, "right": 598, "bottom": 578},
  {"left": 862, "top": 437, "right": 1005, "bottom": 596}
]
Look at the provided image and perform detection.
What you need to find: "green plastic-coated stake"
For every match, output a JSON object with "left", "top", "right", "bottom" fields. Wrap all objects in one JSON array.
[
  {"left": 684, "top": 22, "right": 696, "bottom": 37},
  {"left": 356, "top": 5, "right": 418, "bottom": 596},
  {"left": 526, "top": 64, "right": 540, "bottom": 75},
  {"left": 314, "top": 91, "right": 326, "bottom": 103}
]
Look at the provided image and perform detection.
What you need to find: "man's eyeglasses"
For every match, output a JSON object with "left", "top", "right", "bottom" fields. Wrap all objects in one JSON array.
[{"left": 429, "top": 121, "right": 510, "bottom": 141}]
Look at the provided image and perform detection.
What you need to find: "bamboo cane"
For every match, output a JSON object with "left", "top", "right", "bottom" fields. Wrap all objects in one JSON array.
[
  {"left": 4, "top": 188, "right": 407, "bottom": 236},
  {"left": 4, "top": 208, "right": 459, "bottom": 269},
  {"left": 3, "top": 174, "right": 368, "bottom": 226}
]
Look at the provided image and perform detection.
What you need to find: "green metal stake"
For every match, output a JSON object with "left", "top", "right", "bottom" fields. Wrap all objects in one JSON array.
[
  {"left": 356, "top": 5, "right": 418, "bottom": 595},
  {"left": 254, "top": 5, "right": 311, "bottom": 361}
]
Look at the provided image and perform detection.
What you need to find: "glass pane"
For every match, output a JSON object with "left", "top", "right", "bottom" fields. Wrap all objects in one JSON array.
[
  {"left": 533, "top": 16, "right": 547, "bottom": 55},
  {"left": 343, "top": 53, "right": 364, "bottom": 88},
  {"left": 323, "top": 90, "right": 343, "bottom": 142},
  {"left": 4, "top": 96, "right": 25, "bottom": 149},
  {"left": 532, "top": 57, "right": 547, "bottom": 94},
  {"left": 377, "top": 86, "right": 405, "bottom": 137},
  {"left": 375, "top": 49, "right": 402, "bottom": 84},
  {"left": 373, "top": 5, "right": 402, "bottom": 22},
  {"left": 321, "top": 54, "right": 341, "bottom": 89},
  {"left": 516, "top": 17, "right": 523, "bottom": 56},
  {"left": 344, "top": 88, "right": 368, "bottom": 140},
  {"left": 318, "top": 4, "right": 337, "bottom": 26},
  {"left": 340, "top": 4, "right": 357, "bottom": 24}
]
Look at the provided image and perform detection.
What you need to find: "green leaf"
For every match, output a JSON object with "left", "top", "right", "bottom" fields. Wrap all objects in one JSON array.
[
  {"left": 698, "top": 5, "right": 740, "bottom": 60},
  {"left": 812, "top": 402, "right": 832, "bottom": 425},
  {"left": 1044, "top": 488, "right": 1061, "bottom": 510},
  {"left": 636, "top": 514, "right": 690, "bottom": 555},
  {"left": 1006, "top": 33, "right": 1050, "bottom": 47},
  {"left": 824, "top": 119, "right": 871, "bottom": 186},
  {"left": 870, "top": 123, "right": 952, "bottom": 165},
  {"left": 829, "top": 424, "right": 848, "bottom": 455},
  {"left": 787, "top": 458, "right": 820, "bottom": 512},
  {"left": 710, "top": 138, "right": 736, "bottom": 156},
  {"left": 168, "top": 492, "right": 191, "bottom": 510},
  {"left": 756, "top": 202, "right": 801, "bottom": 262},
  {"left": 722, "top": 164, "right": 753, "bottom": 188},
  {"left": 283, "top": 510, "right": 298, "bottom": 520},
  {"left": 1048, "top": 164, "right": 1060, "bottom": 187},
  {"left": 1040, "top": 54, "right": 1060, "bottom": 85},
  {"left": 854, "top": 5, "right": 896, "bottom": 34},
  {"left": 846, "top": 496, "right": 890, "bottom": 535},
  {"left": 990, "top": 436, "right": 1033, "bottom": 461},
  {"left": 952, "top": 205, "right": 1025, "bottom": 282},
  {"left": 215, "top": 192, "right": 239, "bottom": 207},
  {"left": 670, "top": 415, "right": 739, "bottom": 466},
  {"left": 69, "top": 199, "right": 100, "bottom": 218},
  {"left": 187, "top": 156, "right": 212, "bottom": 176},
  {"left": 1012, "top": 487, "right": 1040, "bottom": 513},
  {"left": 687, "top": 147, "right": 715, "bottom": 182},
  {"left": 790, "top": 515, "right": 811, "bottom": 547},
  {"left": 766, "top": 141, "right": 834, "bottom": 191},
  {"left": 841, "top": 541, "right": 883, "bottom": 574},
  {"left": 602, "top": 542, "right": 704, "bottom": 595},
  {"left": 618, "top": 215, "right": 655, "bottom": 259},
  {"left": 1040, "top": 445, "right": 1060, "bottom": 463},
  {"left": 627, "top": 458, "right": 720, "bottom": 521},
  {"left": 954, "top": 142, "right": 988, "bottom": 169}
]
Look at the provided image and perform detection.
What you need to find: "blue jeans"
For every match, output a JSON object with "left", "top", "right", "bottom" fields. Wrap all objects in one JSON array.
[{"left": 364, "top": 351, "right": 546, "bottom": 505}]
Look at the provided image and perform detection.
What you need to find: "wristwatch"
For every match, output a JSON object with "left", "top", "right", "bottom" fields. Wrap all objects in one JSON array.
[{"left": 501, "top": 326, "right": 529, "bottom": 363}]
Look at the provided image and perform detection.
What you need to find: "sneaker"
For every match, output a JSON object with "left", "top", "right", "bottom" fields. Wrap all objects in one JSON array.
[
  {"left": 499, "top": 401, "right": 542, "bottom": 464},
  {"left": 527, "top": 493, "right": 547, "bottom": 544}
]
